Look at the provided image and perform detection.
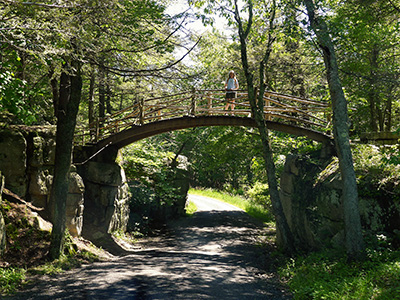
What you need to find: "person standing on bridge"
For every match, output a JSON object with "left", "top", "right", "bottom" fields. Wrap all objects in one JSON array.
[{"left": 225, "top": 70, "right": 239, "bottom": 112}]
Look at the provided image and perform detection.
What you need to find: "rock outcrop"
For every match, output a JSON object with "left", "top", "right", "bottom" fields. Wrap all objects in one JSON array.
[
  {"left": 0, "top": 126, "right": 85, "bottom": 236},
  {"left": 279, "top": 151, "right": 400, "bottom": 251},
  {"left": 78, "top": 160, "right": 130, "bottom": 239}
]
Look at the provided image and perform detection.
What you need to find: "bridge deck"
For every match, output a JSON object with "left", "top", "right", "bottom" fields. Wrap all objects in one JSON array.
[{"left": 75, "top": 89, "right": 331, "bottom": 146}]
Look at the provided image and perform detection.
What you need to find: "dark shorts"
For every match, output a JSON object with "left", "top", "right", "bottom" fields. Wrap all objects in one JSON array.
[{"left": 226, "top": 91, "right": 237, "bottom": 99}]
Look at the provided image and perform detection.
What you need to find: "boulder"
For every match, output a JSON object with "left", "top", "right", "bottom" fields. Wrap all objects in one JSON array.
[
  {"left": 66, "top": 172, "right": 85, "bottom": 237},
  {"left": 79, "top": 160, "right": 130, "bottom": 235},
  {"left": 83, "top": 161, "right": 124, "bottom": 186},
  {"left": 279, "top": 153, "right": 400, "bottom": 251}
]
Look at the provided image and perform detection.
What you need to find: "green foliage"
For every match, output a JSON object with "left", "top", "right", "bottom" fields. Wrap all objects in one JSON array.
[
  {"left": 0, "top": 69, "right": 37, "bottom": 125},
  {"left": 122, "top": 141, "right": 186, "bottom": 230},
  {"left": 352, "top": 144, "right": 400, "bottom": 200},
  {"left": 0, "top": 267, "right": 27, "bottom": 295},
  {"left": 29, "top": 251, "right": 96, "bottom": 276},
  {"left": 279, "top": 248, "right": 400, "bottom": 299},
  {"left": 245, "top": 181, "right": 271, "bottom": 209},
  {"left": 185, "top": 200, "right": 198, "bottom": 216},
  {"left": 327, "top": 0, "right": 400, "bottom": 133}
]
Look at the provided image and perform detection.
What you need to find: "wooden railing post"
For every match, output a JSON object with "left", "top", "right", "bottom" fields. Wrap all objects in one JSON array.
[
  {"left": 95, "top": 119, "right": 99, "bottom": 142},
  {"left": 252, "top": 87, "right": 258, "bottom": 119},
  {"left": 190, "top": 88, "right": 196, "bottom": 116},
  {"left": 207, "top": 91, "right": 212, "bottom": 115},
  {"left": 139, "top": 98, "right": 144, "bottom": 125},
  {"left": 264, "top": 91, "right": 271, "bottom": 121}
]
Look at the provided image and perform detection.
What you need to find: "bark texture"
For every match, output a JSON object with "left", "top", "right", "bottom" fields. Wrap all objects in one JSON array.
[
  {"left": 49, "top": 59, "right": 82, "bottom": 259},
  {"left": 303, "top": 0, "right": 365, "bottom": 260},
  {"left": 234, "top": 0, "right": 295, "bottom": 254}
]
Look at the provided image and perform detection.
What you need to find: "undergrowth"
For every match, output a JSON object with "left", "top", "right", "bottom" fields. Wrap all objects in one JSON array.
[
  {"left": 189, "top": 188, "right": 400, "bottom": 299},
  {"left": 185, "top": 200, "right": 197, "bottom": 216},
  {"left": 0, "top": 267, "right": 27, "bottom": 295},
  {"left": 0, "top": 200, "right": 100, "bottom": 296},
  {"left": 279, "top": 248, "right": 400, "bottom": 300}
]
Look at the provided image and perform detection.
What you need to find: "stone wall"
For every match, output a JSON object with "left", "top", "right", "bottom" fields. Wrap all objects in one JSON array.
[
  {"left": 0, "top": 127, "right": 84, "bottom": 236},
  {"left": 77, "top": 160, "right": 130, "bottom": 239},
  {"left": 279, "top": 153, "right": 400, "bottom": 251}
]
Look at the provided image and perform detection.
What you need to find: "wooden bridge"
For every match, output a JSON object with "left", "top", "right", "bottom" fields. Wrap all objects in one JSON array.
[{"left": 75, "top": 89, "right": 332, "bottom": 151}]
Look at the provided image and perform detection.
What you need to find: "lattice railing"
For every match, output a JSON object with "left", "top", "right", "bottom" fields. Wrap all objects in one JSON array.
[{"left": 75, "top": 89, "right": 330, "bottom": 145}]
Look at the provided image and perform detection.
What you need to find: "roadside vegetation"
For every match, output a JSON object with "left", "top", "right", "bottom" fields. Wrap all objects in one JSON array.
[
  {"left": 185, "top": 200, "right": 198, "bottom": 217},
  {"left": 0, "top": 200, "right": 101, "bottom": 295},
  {"left": 189, "top": 173, "right": 400, "bottom": 300},
  {"left": 279, "top": 247, "right": 400, "bottom": 299}
]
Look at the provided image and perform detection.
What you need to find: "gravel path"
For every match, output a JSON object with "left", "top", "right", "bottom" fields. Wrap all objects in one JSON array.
[{"left": 5, "top": 194, "right": 292, "bottom": 299}]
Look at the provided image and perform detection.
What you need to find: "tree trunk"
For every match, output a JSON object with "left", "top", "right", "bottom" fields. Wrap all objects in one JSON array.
[
  {"left": 88, "top": 69, "right": 95, "bottom": 127},
  {"left": 88, "top": 69, "right": 96, "bottom": 139},
  {"left": 48, "top": 67, "right": 59, "bottom": 119},
  {"left": 384, "top": 85, "right": 393, "bottom": 131},
  {"left": 99, "top": 66, "right": 106, "bottom": 119},
  {"left": 49, "top": 59, "right": 82, "bottom": 260},
  {"left": 106, "top": 78, "right": 112, "bottom": 114},
  {"left": 304, "top": 0, "right": 365, "bottom": 261},
  {"left": 234, "top": 0, "right": 295, "bottom": 254}
]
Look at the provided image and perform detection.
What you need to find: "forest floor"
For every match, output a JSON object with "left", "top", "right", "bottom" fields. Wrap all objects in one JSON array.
[{"left": 2, "top": 195, "right": 292, "bottom": 299}]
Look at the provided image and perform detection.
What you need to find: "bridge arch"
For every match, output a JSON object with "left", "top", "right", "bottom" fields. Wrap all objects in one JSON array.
[{"left": 92, "top": 115, "right": 333, "bottom": 152}]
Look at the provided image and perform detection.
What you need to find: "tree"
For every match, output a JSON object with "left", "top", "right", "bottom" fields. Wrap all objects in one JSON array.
[
  {"left": 49, "top": 57, "right": 82, "bottom": 259},
  {"left": 1, "top": 0, "right": 197, "bottom": 259},
  {"left": 191, "top": 0, "right": 296, "bottom": 253},
  {"left": 303, "top": 0, "right": 365, "bottom": 260},
  {"left": 329, "top": 0, "right": 400, "bottom": 133},
  {"left": 234, "top": 0, "right": 296, "bottom": 254}
]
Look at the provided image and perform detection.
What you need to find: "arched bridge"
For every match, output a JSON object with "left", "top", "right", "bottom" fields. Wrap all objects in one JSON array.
[{"left": 75, "top": 89, "right": 332, "bottom": 151}]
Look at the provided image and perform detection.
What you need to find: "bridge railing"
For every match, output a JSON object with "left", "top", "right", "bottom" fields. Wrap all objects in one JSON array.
[{"left": 74, "top": 89, "right": 330, "bottom": 145}]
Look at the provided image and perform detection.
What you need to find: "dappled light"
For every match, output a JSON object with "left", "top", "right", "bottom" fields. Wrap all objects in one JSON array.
[{"left": 5, "top": 209, "right": 289, "bottom": 299}]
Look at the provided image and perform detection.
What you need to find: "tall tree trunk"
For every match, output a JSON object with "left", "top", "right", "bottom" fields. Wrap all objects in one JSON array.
[
  {"left": 368, "top": 47, "right": 379, "bottom": 132},
  {"left": 99, "top": 66, "right": 106, "bottom": 119},
  {"left": 88, "top": 69, "right": 96, "bottom": 139},
  {"left": 48, "top": 67, "right": 59, "bottom": 119},
  {"left": 49, "top": 58, "right": 82, "bottom": 260},
  {"left": 106, "top": 81, "right": 112, "bottom": 114},
  {"left": 234, "top": 0, "right": 295, "bottom": 254},
  {"left": 88, "top": 69, "right": 95, "bottom": 127},
  {"left": 384, "top": 85, "right": 393, "bottom": 131},
  {"left": 304, "top": 0, "right": 365, "bottom": 261}
]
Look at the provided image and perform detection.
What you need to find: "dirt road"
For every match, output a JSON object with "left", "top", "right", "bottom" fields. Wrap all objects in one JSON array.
[{"left": 5, "top": 194, "right": 292, "bottom": 299}]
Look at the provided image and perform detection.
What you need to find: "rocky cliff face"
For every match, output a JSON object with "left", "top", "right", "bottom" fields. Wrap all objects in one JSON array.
[
  {"left": 0, "top": 126, "right": 84, "bottom": 236},
  {"left": 78, "top": 160, "right": 130, "bottom": 238},
  {"left": 279, "top": 151, "right": 400, "bottom": 251}
]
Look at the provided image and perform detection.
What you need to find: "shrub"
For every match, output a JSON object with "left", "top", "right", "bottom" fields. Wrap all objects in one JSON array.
[
  {"left": 245, "top": 182, "right": 271, "bottom": 209},
  {"left": 279, "top": 248, "right": 400, "bottom": 300}
]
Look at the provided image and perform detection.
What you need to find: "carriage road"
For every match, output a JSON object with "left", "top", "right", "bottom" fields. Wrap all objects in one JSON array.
[{"left": 5, "top": 194, "right": 292, "bottom": 300}]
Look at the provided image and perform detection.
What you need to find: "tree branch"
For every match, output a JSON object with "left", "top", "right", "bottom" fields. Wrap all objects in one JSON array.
[
  {"left": 98, "top": 37, "right": 201, "bottom": 76},
  {"left": 0, "top": 0, "right": 76, "bottom": 8}
]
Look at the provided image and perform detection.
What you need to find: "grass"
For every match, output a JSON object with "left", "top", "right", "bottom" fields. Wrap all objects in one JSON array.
[
  {"left": 185, "top": 200, "right": 197, "bottom": 216},
  {"left": 0, "top": 248, "right": 100, "bottom": 295},
  {"left": 279, "top": 248, "right": 400, "bottom": 300},
  {"left": 188, "top": 188, "right": 274, "bottom": 223},
  {"left": 188, "top": 188, "right": 400, "bottom": 299},
  {"left": 0, "top": 267, "right": 27, "bottom": 294}
]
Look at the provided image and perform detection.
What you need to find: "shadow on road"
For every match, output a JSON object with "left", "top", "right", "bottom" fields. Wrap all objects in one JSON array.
[{"left": 4, "top": 209, "right": 291, "bottom": 299}]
